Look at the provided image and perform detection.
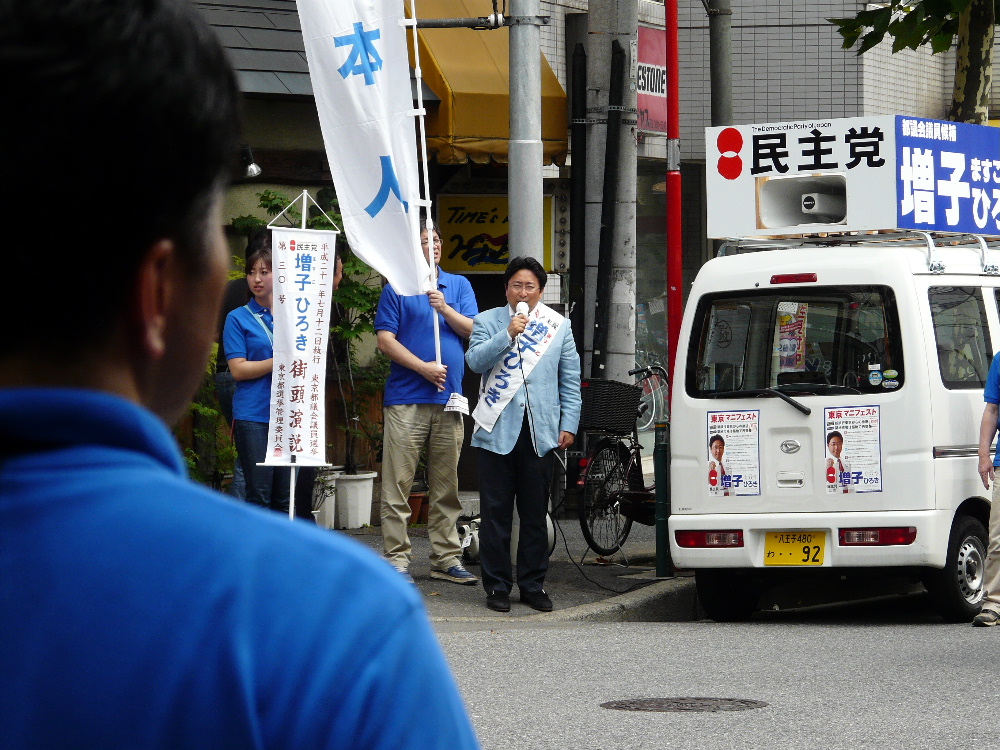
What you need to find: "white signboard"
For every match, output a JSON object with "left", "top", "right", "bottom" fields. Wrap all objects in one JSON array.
[
  {"left": 706, "top": 115, "right": 1000, "bottom": 238},
  {"left": 296, "top": 0, "right": 430, "bottom": 295},
  {"left": 706, "top": 410, "right": 761, "bottom": 497},
  {"left": 265, "top": 228, "right": 339, "bottom": 466}
]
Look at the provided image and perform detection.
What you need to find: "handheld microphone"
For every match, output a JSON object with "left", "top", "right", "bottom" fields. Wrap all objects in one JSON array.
[{"left": 514, "top": 301, "right": 529, "bottom": 345}]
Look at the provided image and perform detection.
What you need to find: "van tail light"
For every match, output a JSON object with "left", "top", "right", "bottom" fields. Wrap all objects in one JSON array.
[
  {"left": 675, "top": 530, "right": 744, "bottom": 548},
  {"left": 839, "top": 527, "right": 917, "bottom": 546},
  {"left": 770, "top": 273, "right": 817, "bottom": 284}
]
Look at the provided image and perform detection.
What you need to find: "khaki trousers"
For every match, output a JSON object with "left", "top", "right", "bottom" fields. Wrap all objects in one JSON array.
[
  {"left": 380, "top": 404, "right": 464, "bottom": 570},
  {"left": 982, "top": 480, "right": 1000, "bottom": 613}
]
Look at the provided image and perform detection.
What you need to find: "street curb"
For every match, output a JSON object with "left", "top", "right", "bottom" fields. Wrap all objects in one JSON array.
[{"left": 430, "top": 576, "right": 699, "bottom": 624}]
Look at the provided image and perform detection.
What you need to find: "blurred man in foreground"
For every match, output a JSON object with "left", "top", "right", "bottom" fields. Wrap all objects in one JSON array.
[{"left": 0, "top": 2, "right": 480, "bottom": 748}]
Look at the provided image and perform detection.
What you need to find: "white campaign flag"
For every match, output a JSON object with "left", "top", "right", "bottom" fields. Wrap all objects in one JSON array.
[
  {"left": 265, "top": 228, "right": 339, "bottom": 467},
  {"left": 296, "top": 0, "right": 430, "bottom": 296}
]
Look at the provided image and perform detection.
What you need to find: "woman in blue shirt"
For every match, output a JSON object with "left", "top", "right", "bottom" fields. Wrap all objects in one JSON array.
[{"left": 223, "top": 230, "right": 308, "bottom": 513}]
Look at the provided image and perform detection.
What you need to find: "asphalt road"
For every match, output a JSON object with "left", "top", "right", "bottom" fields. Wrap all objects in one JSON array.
[
  {"left": 436, "top": 593, "right": 999, "bottom": 750},
  {"left": 334, "top": 491, "right": 1000, "bottom": 749}
]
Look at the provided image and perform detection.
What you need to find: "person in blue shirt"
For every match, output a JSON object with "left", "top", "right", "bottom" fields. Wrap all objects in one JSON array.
[
  {"left": 376, "top": 225, "right": 480, "bottom": 584},
  {"left": 975, "top": 353, "right": 1000, "bottom": 626},
  {"left": 0, "top": 3, "right": 480, "bottom": 748},
  {"left": 224, "top": 231, "right": 281, "bottom": 509}
]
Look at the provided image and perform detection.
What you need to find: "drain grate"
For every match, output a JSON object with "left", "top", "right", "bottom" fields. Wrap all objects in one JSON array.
[{"left": 601, "top": 698, "right": 768, "bottom": 713}]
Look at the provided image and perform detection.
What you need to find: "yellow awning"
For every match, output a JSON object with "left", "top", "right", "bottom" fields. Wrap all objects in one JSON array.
[{"left": 408, "top": 0, "right": 568, "bottom": 165}]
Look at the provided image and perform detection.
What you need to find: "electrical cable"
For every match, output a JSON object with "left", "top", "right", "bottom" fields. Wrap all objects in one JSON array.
[
  {"left": 548, "top": 429, "right": 644, "bottom": 595},
  {"left": 518, "top": 300, "right": 645, "bottom": 596}
]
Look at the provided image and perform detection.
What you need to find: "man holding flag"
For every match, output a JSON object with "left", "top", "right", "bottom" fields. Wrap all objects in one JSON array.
[{"left": 376, "top": 225, "right": 479, "bottom": 583}]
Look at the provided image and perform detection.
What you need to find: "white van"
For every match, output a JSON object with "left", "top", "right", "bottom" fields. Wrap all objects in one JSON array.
[{"left": 668, "top": 232, "right": 998, "bottom": 621}]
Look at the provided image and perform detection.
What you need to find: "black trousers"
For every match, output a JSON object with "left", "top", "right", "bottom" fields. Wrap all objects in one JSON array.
[{"left": 477, "top": 416, "right": 555, "bottom": 595}]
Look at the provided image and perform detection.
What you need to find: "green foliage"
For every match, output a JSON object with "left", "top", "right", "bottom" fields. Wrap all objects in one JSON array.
[
  {"left": 828, "top": 1, "right": 995, "bottom": 55},
  {"left": 330, "top": 250, "right": 385, "bottom": 473},
  {"left": 341, "top": 350, "right": 391, "bottom": 468},
  {"left": 331, "top": 247, "right": 383, "bottom": 345},
  {"left": 230, "top": 213, "right": 265, "bottom": 239},
  {"left": 175, "top": 345, "right": 237, "bottom": 488},
  {"left": 231, "top": 187, "right": 343, "bottom": 236}
]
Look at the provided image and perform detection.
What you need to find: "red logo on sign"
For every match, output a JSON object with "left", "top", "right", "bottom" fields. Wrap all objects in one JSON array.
[
  {"left": 709, "top": 469, "right": 718, "bottom": 487},
  {"left": 826, "top": 466, "right": 837, "bottom": 484},
  {"left": 716, "top": 127, "right": 743, "bottom": 180}
]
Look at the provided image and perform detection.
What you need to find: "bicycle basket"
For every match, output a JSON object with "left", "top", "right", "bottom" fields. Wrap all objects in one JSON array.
[{"left": 579, "top": 378, "right": 643, "bottom": 434}]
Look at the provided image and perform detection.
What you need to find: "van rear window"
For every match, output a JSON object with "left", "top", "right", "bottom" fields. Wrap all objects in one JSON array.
[{"left": 687, "top": 286, "right": 903, "bottom": 397}]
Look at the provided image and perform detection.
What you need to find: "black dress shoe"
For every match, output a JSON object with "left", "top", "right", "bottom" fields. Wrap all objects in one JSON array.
[
  {"left": 486, "top": 591, "right": 511, "bottom": 612},
  {"left": 519, "top": 589, "right": 553, "bottom": 612}
]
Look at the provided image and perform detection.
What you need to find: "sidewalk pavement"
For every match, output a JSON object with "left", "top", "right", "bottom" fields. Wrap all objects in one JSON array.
[{"left": 339, "top": 492, "right": 698, "bottom": 623}]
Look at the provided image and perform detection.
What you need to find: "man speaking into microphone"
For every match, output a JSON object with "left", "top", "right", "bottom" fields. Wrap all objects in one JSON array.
[{"left": 466, "top": 256, "right": 581, "bottom": 612}]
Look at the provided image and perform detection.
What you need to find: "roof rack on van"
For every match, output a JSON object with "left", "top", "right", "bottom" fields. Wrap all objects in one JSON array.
[{"left": 717, "top": 230, "right": 1000, "bottom": 275}]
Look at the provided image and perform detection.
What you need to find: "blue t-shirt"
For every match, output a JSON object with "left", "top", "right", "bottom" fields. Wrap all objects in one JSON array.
[
  {"left": 223, "top": 297, "right": 274, "bottom": 422},
  {"left": 375, "top": 269, "right": 478, "bottom": 406},
  {"left": 985, "top": 352, "right": 1000, "bottom": 466},
  {"left": 0, "top": 388, "right": 480, "bottom": 750}
]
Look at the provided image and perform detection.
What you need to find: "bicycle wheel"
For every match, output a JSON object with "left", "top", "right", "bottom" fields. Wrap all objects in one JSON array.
[
  {"left": 579, "top": 439, "right": 634, "bottom": 555},
  {"left": 636, "top": 380, "right": 663, "bottom": 433}
]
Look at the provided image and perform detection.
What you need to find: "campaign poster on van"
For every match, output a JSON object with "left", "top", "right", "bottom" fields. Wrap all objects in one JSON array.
[
  {"left": 823, "top": 406, "right": 882, "bottom": 494},
  {"left": 707, "top": 410, "right": 761, "bottom": 497},
  {"left": 777, "top": 301, "right": 807, "bottom": 371}
]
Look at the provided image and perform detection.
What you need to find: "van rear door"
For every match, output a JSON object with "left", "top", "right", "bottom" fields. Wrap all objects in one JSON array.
[{"left": 671, "top": 281, "right": 933, "bottom": 517}]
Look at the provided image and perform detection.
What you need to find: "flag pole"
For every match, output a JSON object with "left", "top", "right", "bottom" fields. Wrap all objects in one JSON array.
[
  {"left": 406, "top": 0, "right": 443, "bottom": 380},
  {"left": 285, "top": 189, "right": 312, "bottom": 520}
]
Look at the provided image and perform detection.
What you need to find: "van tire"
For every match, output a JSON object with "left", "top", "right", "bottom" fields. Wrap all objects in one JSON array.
[
  {"left": 923, "top": 515, "right": 987, "bottom": 623},
  {"left": 695, "top": 569, "right": 760, "bottom": 622}
]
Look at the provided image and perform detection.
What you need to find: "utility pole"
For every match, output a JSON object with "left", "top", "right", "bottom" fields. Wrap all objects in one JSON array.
[
  {"left": 585, "top": 0, "right": 638, "bottom": 383},
  {"left": 508, "top": 0, "right": 544, "bottom": 261},
  {"left": 669, "top": 0, "right": 731, "bottom": 384},
  {"left": 707, "top": 0, "right": 732, "bottom": 127}
]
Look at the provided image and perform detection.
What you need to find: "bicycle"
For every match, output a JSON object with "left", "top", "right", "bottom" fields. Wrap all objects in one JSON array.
[
  {"left": 577, "top": 365, "right": 668, "bottom": 556},
  {"left": 634, "top": 349, "right": 668, "bottom": 434}
]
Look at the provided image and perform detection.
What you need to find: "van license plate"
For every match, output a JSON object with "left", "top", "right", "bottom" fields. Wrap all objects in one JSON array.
[{"left": 764, "top": 531, "right": 825, "bottom": 566}]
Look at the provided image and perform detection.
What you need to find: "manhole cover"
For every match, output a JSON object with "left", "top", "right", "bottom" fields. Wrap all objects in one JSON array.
[{"left": 600, "top": 698, "right": 768, "bottom": 713}]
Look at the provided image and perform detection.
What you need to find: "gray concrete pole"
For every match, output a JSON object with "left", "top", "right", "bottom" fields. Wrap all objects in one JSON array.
[
  {"left": 584, "top": 0, "right": 637, "bottom": 383},
  {"left": 707, "top": 0, "right": 732, "bottom": 259},
  {"left": 508, "top": 0, "right": 544, "bottom": 261},
  {"left": 708, "top": 0, "right": 732, "bottom": 126}
]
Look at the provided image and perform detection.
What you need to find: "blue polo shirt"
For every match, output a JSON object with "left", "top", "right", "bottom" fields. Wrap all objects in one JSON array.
[
  {"left": 375, "top": 269, "right": 478, "bottom": 406},
  {"left": 223, "top": 297, "right": 273, "bottom": 423},
  {"left": 0, "top": 388, "right": 481, "bottom": 750},
  {"left": 985, "top": 353, "right": 1000, "bottom": 466}
]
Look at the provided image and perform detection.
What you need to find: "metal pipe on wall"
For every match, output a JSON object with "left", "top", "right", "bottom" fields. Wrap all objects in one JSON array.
[
  {"left": 665, "top": 0, "right": 683, "bottom": 394},
  {"left": 590, "top": 39, "right": 625, "bottom": 378},
  {"left": 569, "top": 42, "right": 587, "bottom": 358}
]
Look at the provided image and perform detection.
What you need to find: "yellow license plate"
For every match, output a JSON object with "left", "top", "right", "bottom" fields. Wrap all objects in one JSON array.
[{"left": 764, "top": 531, "right": 825, "bottom": 566}]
